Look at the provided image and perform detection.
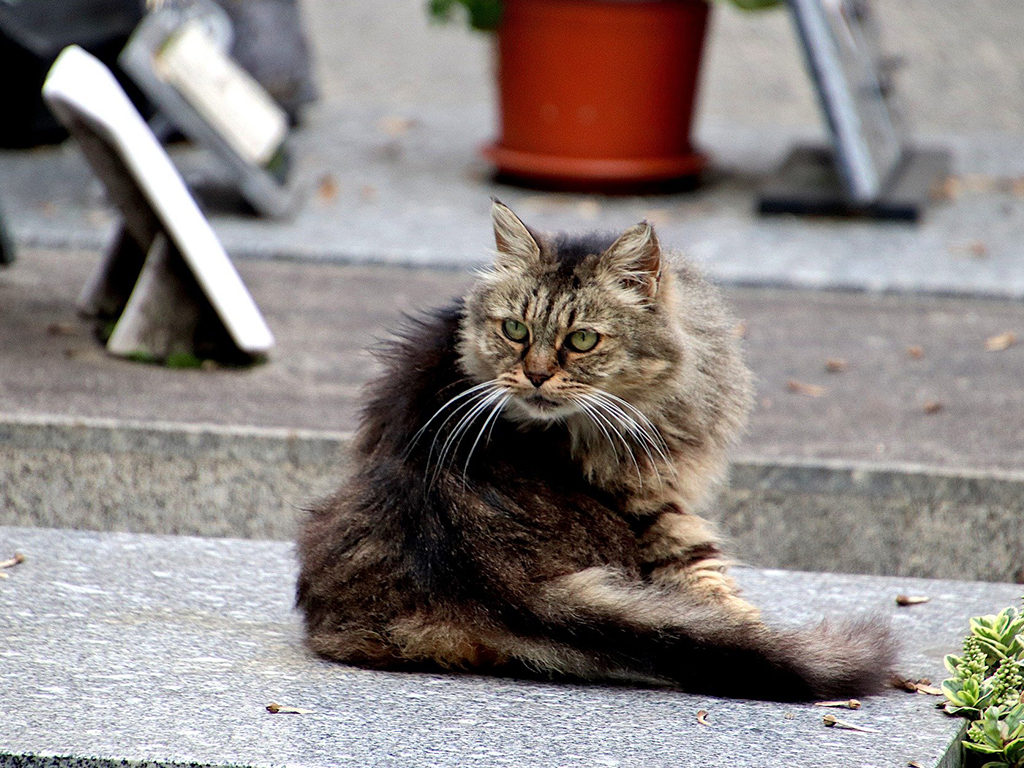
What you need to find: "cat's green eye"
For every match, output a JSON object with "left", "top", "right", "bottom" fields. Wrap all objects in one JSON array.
[
  {"left": 566, "top": 329, "right": 600, "bottom": 353},
  {"left": 502, "top": 318, "right": 529, "bottom": 342}
]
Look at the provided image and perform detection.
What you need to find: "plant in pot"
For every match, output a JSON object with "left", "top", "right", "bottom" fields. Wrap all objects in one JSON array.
[{"left": 430, "top": 0, "right": 780, "bottom": 192}]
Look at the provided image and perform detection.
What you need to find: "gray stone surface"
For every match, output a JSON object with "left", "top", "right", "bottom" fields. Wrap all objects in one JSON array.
[
  {"left": 718, "top": 458, "right": 1024, "bottom": 583},
  {"left": 0, "top": 414, "right": 347, "bottom": 541},
  {"left": 2, "top": 525, "right": 1021, "bottom": 768}
]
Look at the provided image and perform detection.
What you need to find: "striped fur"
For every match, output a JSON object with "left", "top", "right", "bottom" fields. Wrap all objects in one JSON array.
[{"left": 296, "top": 203, "right": 895, "bottom": 700}]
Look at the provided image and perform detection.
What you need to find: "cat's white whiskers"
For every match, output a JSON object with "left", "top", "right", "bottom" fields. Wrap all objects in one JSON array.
[
  {"left": 431, "top": 387, "right": 507, "bottom": 488},
  {"left": 587, "top": 390, "right": 674, "bottom": 476},
  {"left": 461, "top": 391, "right": 513, "bottom": 483},
  {"left": 422, "top": 386, "right": 498, "bottom": 470},
  {"left": 570, "top": 393, "right": 644, "bottom": 489},
  {"left": 407, "top": 380, "right": 498, "bottom": 458},
  {"left": 589, "top": 398, "right": 666, "bottom": 488},
  {"left": 569, "top": 396, "right": 621, "bottom": 464},
  {"left": 604, "top": 395, "right": 667, "bottom": 449}
]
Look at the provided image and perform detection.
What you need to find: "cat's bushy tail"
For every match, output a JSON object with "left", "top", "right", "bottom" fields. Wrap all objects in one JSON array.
[{"left": 528, "top": 568, "right": 896, "bottom": 701}]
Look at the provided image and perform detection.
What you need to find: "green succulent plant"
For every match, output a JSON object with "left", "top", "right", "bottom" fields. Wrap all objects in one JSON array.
[
  {"left": 428, "top": 0, "right": 781, "bottom": 32},
  {"left": 944, "top": 602, "right": 1024, "bottom": 768}
]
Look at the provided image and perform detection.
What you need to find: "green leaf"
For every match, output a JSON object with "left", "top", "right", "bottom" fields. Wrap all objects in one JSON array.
[
  {"left": 947, "top": 704, "right": 981, "bottom": 717},
  {"left": 165, "top": 352, "right": 204, "bottom": 369},
  {"left": 983, "top": 706, "right": 1008, "bottom": 748},
  {"left": 1005, "top": 739, "right": 1024, "bottom": 765},
  {"left": 426, "top": 0, "right": 503, "bottom": 30},
  {"left": 966, "top": 742, "right": 1007, "bottom": 755}
]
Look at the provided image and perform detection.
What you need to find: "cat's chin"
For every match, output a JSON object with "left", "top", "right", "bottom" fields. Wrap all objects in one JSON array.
[{"left": 507, "top": 394, "right": 578, "bottom": 423}]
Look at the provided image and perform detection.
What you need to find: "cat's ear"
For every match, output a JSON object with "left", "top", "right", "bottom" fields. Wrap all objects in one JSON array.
[
  {"left": 600, "top": 221, "right": 663, "bottom": 298},
  {"left": 491, "top": 199, "right": 541, "bottom": 268}
]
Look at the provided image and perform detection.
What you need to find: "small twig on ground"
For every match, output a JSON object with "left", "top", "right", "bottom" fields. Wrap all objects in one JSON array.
[
  {"left": 822, "top": 714, "right": 876, "bottom": 733},
  {"left": 787, "top": 379, "right": 827, "bottom": 397},
  {"left": 266, "top": 703, "right": 313, "bottom": 715},
  {"left": 0, "top": 553, "right": 25, "bottom": 570},
  {"left": 892, "top": 676, "right": 938, "bottom": 694},
  {"left": 896, "top": 594, "right": 930, "bottom": 606},
  {"left": 985, "top": 332, "right": 1017, "bottom": 352},
  {"left": 814, "top": 699, "right": 861, "bottom": 710}
]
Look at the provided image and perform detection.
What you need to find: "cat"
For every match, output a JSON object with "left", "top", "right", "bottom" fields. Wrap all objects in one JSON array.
[{"left": 296, "top": 200, "right": 895, "bottom": 701}]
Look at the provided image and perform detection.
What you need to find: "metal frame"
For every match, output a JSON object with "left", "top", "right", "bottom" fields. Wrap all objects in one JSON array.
[
  {"left": 787, "top": 0, "right": 903, "bottom": 204},
  {"left": 120, "top": 0, "right": 298, "bottom": 219}
]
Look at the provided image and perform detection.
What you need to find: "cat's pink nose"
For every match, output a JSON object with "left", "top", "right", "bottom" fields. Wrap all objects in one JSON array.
[{"left": 525, "top": 370, "right": 553, "bottom": 388}]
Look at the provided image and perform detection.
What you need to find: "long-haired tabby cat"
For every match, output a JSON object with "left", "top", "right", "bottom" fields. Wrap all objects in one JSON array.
[{"left": 297, "top": 201, "right": 894, "bottom": 701}]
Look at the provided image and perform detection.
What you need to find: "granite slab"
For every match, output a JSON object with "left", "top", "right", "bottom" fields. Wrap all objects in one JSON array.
[{"left": 1, "top": 526, "right": 1020, "bottom": 768}]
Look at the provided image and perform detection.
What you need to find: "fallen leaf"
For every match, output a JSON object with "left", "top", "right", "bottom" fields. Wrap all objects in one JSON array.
[
  {"left": 896, "top": 595, "right": 930, "bottom": 606},
  {"left": 915, "top": 684, "right": 943, "bottom": 696},
  {"left": 46, "top": 322, "right": 78, "bottom": 337},
  {"left": 959, "top": 174, "right": 999, "bottom": 194},
  {"left": 906, "top": 346, "right": 924, "bottom": 359},
  {"left": 787, "top": 380, "right": 826, "bottom": 397},
  {"left": 696, "top": 710, "right": 710, "bottom": 725},
  {"left": 985, "top": 332, "right": 1017, "bottom": 352},
  {"left": 822, "top": 714, "right": 875, "bottom": 733},
  {"left": 909, "top": 762, "right": 924, "bottom": 768},
  {"left": 923, "top": 400, "right": 943, "bottom": 415},
  {"left": 814, "top": 699, "right": 861, "bottom": 709},
  {"left": 892, "top": 676, "right": 919, "bottom": 692},
  {"left": 948, "top": 241, "right": 989, "bottom": 259},
  {"left": 0, "top": 553, "right": 25, "bottom": 570},
  {"left": 266, "top": 703, "right": 313, "bottom": 715},
  {"left": 784, "top": 712, "right": 796, "bottom": 720},
  {"left": 316, "top": 174, "right": 338, "bottom": 202},
  {"left": 931, "top": 176, "right": 960, "bottom": 201},
  {"left": 377, "top": 116, "right": 418, "bottom": 137},
  {"left": 824, "top": 358, "right": 847, "bottom": 373},
  {"left": 517, "top": 195, "right": 559, "bottom": 214}
]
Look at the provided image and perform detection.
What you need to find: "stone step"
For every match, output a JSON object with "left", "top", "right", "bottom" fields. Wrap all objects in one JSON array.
[
  {"left": 2, "top": 413, "right": 1022, "bottom": 583},
  {"left": 2, "top": 525, "right": 1019, "bottom": 768}
]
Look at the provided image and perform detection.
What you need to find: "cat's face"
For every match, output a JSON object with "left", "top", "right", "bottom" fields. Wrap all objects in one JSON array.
[{"left": 457, "top": 202, "right": 683, "bottom": 424}]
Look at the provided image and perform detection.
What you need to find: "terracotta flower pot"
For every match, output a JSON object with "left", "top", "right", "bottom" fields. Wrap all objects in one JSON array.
[{"left": 482, "top": 0, "right": 711, "bottom": 191}]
